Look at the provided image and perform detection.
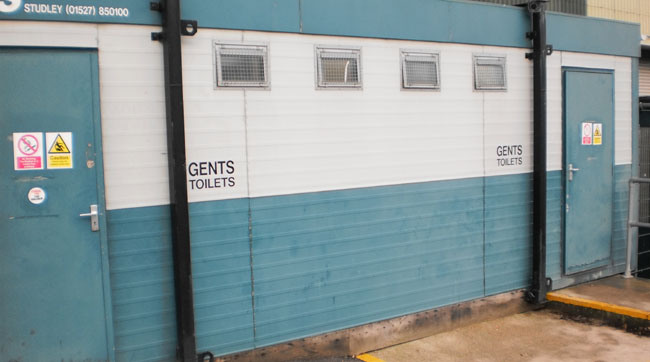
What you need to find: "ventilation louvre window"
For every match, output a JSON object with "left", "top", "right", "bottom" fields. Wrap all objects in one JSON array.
[
  {"left": 473, "top": 55, "right": 507, "bottom": 90},
  {"left": 401, "top": 51, "right": 440, "bottom": 89},
  {"left": 316, "top": 47, "right": 362, "bottom": 88},
  {"left": 215, "top": 43, "right": 269, "bottom": 88}
]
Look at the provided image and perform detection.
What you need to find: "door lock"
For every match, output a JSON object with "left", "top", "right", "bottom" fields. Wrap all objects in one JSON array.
[
  {"left": 568, "top": 163, "right": 580, "bottom": 182},
  {"left": 80, "top": 204, "right": 99, "bottom": 232}
]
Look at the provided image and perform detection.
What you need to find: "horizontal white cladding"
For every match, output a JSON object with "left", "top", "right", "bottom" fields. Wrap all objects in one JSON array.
[
  {"left": 185, "top": 30, "right": 540, "bottom": 202},
  {"left": 0, "top": 21, "right": 98, "bottom": 48},
  {"left": 1, "top": 23, "right": 633, "bottom": 209},
  {"left": 98, "top": 27, "right": 634, "bottom": 208},
  {"left": 95, "top": 25, "right": 171, "bottom": 210}
]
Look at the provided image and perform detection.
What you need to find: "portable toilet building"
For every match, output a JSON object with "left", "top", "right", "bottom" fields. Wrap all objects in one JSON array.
[{"left": 0, "top": 0, "right": 641, "bottom": 361}]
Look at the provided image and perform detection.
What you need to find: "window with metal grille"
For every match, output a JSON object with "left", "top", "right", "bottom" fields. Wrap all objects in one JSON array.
[
  {"left": 315, "top": 47, "right": 362, "bottom": 88},
  {"left": 401, "top": 50, "right": 440, "bottom": 89},
  {"left": 215, "top": 43, "right": 269, "bottom": 88},
  {"left": 473, "top": 55, "right": 507, "bottom": 90}
]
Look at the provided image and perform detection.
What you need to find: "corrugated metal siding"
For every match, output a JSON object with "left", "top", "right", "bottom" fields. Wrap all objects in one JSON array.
[
  {"left": 640, "top": 62, "right": 650, "bottom": 96},
  {"left": 189, "top": 200, "right": 255, "bottom": 355},
  {"left": 250, "top": 178, "right": 485, "bottom": 347},
  {"left": 93, "top": 27, "right": 633, "bottom": 211},
  {"left": 472, "top": 0, "right": 586, "bottom": 15},
  {"left": 91, "top": 26, "right": 635, "bottom": 361},
  {"left": 97, "top": 25, "right": 170, "bottom": 210},
  {"left": 90, "top": 27, "right": 633, "bottom": 211},
  {"left": 484, "top": 174, "right": 532, "bottom": 295},
  {"left": 545, "top": 171, "right": 564, "bottom": 281},
  {"left": 639, "top": 127, "right": 650, "bottom": 222},
  {"left": 107, "top": 207, "right": 177, "bottom": 362},
  {"left": 106, "top": 167, "right": 630, "bottom": 359},
  {"left": 614, "top": 57, "right": 634, "bottom": 165}
]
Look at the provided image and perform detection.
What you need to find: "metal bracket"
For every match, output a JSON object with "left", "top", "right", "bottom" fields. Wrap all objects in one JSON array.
[
  {"left": 150, "top": 1, "right": 163, "bottom": 12},
  {"left": 180, "top": 20, "right": 198, "bottom": 36},
  {"left": 150, "top": 2, "right": 164, "bottom": 41},
  {"left": 525, "top": 46, "right": 552, "bottom": 61},
  {"left": 198, "top": 351, "right": 215, "bottom": 362},
  {"left": 154, "top": 20, "right": 197, "bottom": 40},
  {"left": 527, "top": 0, "right": 548, "bottom": 13}
]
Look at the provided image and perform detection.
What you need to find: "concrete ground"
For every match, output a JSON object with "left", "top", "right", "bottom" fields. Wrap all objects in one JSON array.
[
  {"left": 549, "top": 275, "right": 650, "bottom": 314},
  {"left": 363, "top": 309, "right": 650, "bottom": 362}
]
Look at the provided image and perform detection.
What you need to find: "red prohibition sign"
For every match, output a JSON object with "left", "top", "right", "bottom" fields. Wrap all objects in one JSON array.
[{"left": 18, "top": 135, "right": 39, "bottom": 156}]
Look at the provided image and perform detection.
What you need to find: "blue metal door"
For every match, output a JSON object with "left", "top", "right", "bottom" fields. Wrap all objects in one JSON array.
[
  {"left": 0, "top": 49, "right": 110, "bottom": 360},
  {"left": 563, "top": 68, "right": 614, "bottom": 275}
]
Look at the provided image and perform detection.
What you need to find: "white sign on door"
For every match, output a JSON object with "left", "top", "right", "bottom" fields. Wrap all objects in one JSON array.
[
  {"left": 581, "top": 122, "right": 592, "bottom": 145},
  {"left": 13, "top": 132, "right": 44, "bottom": 170}
]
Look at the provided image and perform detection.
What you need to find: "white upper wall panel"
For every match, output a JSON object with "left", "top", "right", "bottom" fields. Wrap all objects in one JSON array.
[
  {"left": 482, "top": 46, "right": 534, "bottom": 176},
  {"left": 237, "top": 32, "right": 486, "bottom": 198},
  {"left": 547, "top": 52, "right": 563, "bottom": 172},
  {"left": 97, "top": 25, "right": 170, "bottom": 210},
  {"left": 181, "top": 31, "right": 250, "bottom": 203},
  {"left": 9, "top": 24, "right": 623, "bottom": 210},
  {"left": 0, "top": 21, "right": 98, "bottom": 48}
]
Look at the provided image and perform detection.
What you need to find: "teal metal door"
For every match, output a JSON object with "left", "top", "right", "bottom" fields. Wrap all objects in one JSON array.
[
  {"left": 0, "top": 49, "right": 110, "bottom": 360},
  {"left": 563, "top": 68, "right": 614, "bottom": 275}
]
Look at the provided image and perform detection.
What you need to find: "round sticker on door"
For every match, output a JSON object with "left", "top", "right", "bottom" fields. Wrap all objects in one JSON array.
[{"left": 28, "top": 187, "right": 46, "bottom": 205}]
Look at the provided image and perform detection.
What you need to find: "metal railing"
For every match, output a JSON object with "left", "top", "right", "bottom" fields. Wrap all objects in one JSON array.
[{"left": 626, "top": 177, "right": 650, "bottom": 278}]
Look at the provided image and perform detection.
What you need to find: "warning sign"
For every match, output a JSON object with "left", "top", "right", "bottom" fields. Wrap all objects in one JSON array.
[
  {"left": 581, "top": 122, "right": 593, "bottom": 145},
  {"left": 46, "top": 132, "right": 73, "bottom": 169},
  {"left": 593, "top": 123, "right": 602, "bottom": 146},
  {"left": 13, "top": 132, "right": 44, "bottom": 170}
]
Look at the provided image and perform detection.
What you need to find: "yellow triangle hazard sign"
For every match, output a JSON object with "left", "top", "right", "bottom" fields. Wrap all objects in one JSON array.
[
  {"left": 48, "top": 134, "right": 71, "bottom": 154},
  {"left": 594, "top": 128, "right": 601, "bottom": 136}
]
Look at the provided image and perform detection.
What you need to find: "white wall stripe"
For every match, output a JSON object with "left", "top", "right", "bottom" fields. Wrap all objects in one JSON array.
[{"left": 1, "top": 23, "right": 632, "bottom": 209}]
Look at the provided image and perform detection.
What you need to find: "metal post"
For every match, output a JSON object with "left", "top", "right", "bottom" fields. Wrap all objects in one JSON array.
[
  {"left": 624, "top": 177, "right": 648, "bottom": 278},
  {"left": 526, "top": 0, "right": 551, "bottom": 305},
  {"left": 625, "top": 180, "right": 637, "bottom": 278},
  {"left": 152, "top": 0, "right": 197, "bottom": 360}
]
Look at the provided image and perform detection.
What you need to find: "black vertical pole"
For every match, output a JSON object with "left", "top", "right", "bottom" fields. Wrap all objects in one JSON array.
[
  {"left": 526, "top": 0, "right": 550, "bottom": 305},
  {"left": 153, "top": 0, "right": 197, "bottom": 360}
]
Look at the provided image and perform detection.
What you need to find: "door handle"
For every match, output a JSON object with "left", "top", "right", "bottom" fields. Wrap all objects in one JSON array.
[
  {"left": 80, "top": 204, "right": 99, "bottom": 232},
  {"left": 568, "top": 163, "right": 580, "bottom": 182}
]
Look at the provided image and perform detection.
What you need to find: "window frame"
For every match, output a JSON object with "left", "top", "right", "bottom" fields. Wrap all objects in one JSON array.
[
  {"left": 214, "top": 42, "right": 270, "bottom": 89},
  {"left": 314, "top": 46, "right": 363, "bottom": 89},
  {"left": 400, "top": 49, "right": 441, "bottom": 90},
  {"left": 472, "top": 54, "right": 507, "bottom": 91}
]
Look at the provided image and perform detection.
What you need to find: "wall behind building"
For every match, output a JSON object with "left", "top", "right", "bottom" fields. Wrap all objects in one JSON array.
[
  {"left": 471, "top": 0, "right": 586, "bottom": 16},
  {"left": 587, "top": 0, "right": 650, "bottom": 46}
]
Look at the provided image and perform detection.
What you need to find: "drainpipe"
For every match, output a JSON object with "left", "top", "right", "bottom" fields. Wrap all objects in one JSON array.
[
  {"left": 150, "top": 1, "right": 198, "bottom": 361},
  {"left": 525, "top": 0, "right": 552, "bottom": 305}
]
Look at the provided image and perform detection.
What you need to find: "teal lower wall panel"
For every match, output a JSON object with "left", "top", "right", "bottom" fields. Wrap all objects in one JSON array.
[
  {"left": 249, "top": 178, "right": 486, "bottom": 348},
  {"left": 484, "top": 173, "right": 532, "bottom": 295},
  {"left": 107, "top": 207, "right": 178, "bottom": 362},
  {"left": 546, "top": 171, "right": 564, "bottom": 281},
  {"left": 105, "top": 168, "right": 631, "bottom": 359},
  {"left": 189, "top": 200, "right": 255, "bottom": 355}
]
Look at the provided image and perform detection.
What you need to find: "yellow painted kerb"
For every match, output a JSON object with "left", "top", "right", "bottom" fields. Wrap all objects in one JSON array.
[
  {"left": 357, "top": 354, "right": 387, "bottom": 362},
  {"left": 547, "top": 292, "right": 650, "bottom": 320}
]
